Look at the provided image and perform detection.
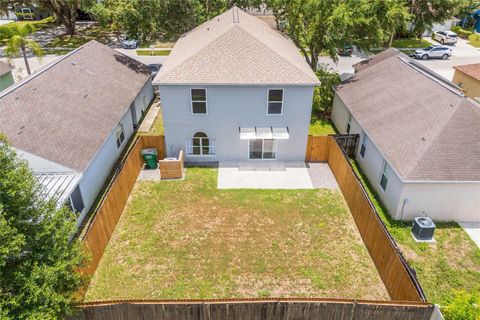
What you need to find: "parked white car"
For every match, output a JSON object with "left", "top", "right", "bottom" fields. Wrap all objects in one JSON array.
[
  {"left": 433, "top": 31, "right": 458, "bottom": 45},
  {"left": 413, "top": 45, "right": 452, "bottom": 60}
]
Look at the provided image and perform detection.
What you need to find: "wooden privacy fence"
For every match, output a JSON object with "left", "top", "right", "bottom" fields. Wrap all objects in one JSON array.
[
  {"left": 306, "top": 135, "right": 425, "bottom": 302},
  {"left": 80, "top": 135, "right": 166, "bottom": 275},
  {"left": 71, "top": 299, "right": 433, "bottom": 320}
]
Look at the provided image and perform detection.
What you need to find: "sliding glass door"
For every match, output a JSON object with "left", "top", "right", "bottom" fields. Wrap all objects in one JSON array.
[{"left": 249, "top": 139, "right": 276, "bottom": 159}]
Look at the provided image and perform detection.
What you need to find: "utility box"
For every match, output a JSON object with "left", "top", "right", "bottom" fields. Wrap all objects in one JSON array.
[
  {"left": 412, "top": 217, "right": 436, "bottom": 241},
  {"left": 141, "top": 148, "right": 158, "bottom": 169}
]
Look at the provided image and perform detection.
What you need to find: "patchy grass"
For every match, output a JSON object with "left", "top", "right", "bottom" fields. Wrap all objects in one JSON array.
[
  {"left": 140, "top": 41, "right": 175, "bottom": 49},
  {"left": 351, "top": 160, "right": 480, "bottom": 306},
  {"left": 309, "top": 118, "right": 336, "bottom": 136},
  {"left": 136, "top": 49, "right": 171, "bottom": 56},
  {"left": 85, "top": 168, "right": 388, "bottom": 300},
  {"left": 392, "top": 38, "right": 432, "bottom": 49}
]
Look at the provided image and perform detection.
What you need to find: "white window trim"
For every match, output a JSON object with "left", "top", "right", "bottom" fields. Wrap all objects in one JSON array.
[
  {"left": 360, "top": 131, "right": 368, "bottom": 158},
  {"left": 186, "top": 136, "right": 216, "bottom": 156},
  {"left": 115, "top": 122, "right": 125, "bottom": 148},
  {"left": 379, "top": 160, "right": 390, "bottom": 192},
  {"left": 266, "top": 88, "right": 284, "bottom": 116},
  {"left": 248, "top": 139, "right": 277, "bottom": 160},
  {"left": 190, "top": 88, "right": 208, "bottom": 115}
]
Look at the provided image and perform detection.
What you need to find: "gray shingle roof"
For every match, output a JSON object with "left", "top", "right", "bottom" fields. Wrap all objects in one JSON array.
[
  {"left": 336, "top": 48, "right": 480, "bottom": 181},
  {"left": 0, "top": 40, "right": 150, "bottom": 172},
  {"left": 154, "top": 7, "right": 319, "bottom": 86}
]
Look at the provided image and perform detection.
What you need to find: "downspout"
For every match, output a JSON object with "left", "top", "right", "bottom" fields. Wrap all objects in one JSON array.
[{"left": 400, "top": 197, "right": 409, "bottom": 222}]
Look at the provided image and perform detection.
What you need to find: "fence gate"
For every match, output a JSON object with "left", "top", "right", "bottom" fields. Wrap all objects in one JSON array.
[{"left": 333, "top": 134, "right": 359, "bottom": 158}]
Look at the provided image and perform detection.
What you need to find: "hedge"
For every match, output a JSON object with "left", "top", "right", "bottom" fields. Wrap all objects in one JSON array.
[{"left": 469, "top": 33, "right": 480, "bottom": 47}]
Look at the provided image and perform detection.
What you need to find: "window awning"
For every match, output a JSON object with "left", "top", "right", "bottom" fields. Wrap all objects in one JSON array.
[{"left": 239, "top": 127, "right": 289, "bottom": 140}]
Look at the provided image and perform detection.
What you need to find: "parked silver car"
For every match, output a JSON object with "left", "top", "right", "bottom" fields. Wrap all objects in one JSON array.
[
  {"left": 433, "top": 30, "right": 458, "bottom": 45},
  {"left": 413, "top": 45, "right": 452, "bottom": 60}
]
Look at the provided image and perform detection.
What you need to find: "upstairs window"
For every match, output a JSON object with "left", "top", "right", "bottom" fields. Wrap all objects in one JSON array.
[
  {"left": 360, "top": 132, "right": 368, "bottom": 158},
  {"left": 380, "top": 160, "right": 391, "bottom": 191},
  {"left": 115, "top": 122, "right": 125, "bottom": 148},
  {"left": 191, "top": 89, "right": 207, "bottom": 114},
  {"left": 267, "top": 89, "right": 283, "bottom": 115}
]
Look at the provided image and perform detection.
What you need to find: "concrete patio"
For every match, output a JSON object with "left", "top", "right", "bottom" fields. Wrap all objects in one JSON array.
[{"left": 217, "top": 162, "right": 338, "bottom": 189}]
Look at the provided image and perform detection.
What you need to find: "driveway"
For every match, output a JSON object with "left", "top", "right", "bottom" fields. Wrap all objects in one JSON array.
[
  {"left": 415, "top": 37, "right": 480, "bottom": 80},
  {"left": 318, "top": 38, "right": 480, "bottom": 81}
]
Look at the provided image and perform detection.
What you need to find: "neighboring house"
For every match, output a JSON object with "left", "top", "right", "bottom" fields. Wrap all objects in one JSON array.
[
  {"left": 332, "top": 48, "right": 480, "bottom": 222},
  {"left": 0, "top": 40, "right": 154, "bottom": 224},
  {"left": 0, "top": 61, "right": 14, "bottom": 91},
  {"left": 153, "top": 7, "right": 319, "bottom": 163},
  {"left": 244, "top": 5, "right": 277, "bottom": 29},
  {"left": 420, "top": 17, "right": 460, "bottom": 37},
  {"left": 453, "top": 63, "right": 480, "bottom": 102}
]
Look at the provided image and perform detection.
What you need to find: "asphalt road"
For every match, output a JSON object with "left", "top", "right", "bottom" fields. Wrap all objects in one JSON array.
[{"left": 317, "top": 37, "right": 480, "bottom": 81}]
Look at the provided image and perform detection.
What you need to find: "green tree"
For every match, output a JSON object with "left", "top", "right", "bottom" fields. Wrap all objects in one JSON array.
[
  {"left": 4, "top": 23, "right": 43, "bottom": 75},
  {"left": 407, "top": 0, "right": 459, "bottom": 37},
  {"left": 37, "top": 0, "right": 80, "bottom": 36},
  {"left": 312, "top": 64, "right": 341, "bottom": 116},
  {"left": 267, "top": 0, "right": 410, "bottom": 71},
  {"left": 0, "top": 134, "right": 85, "bottom": 320}
]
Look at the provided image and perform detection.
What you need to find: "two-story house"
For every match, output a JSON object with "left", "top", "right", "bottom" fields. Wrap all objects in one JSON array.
[{"left": 153, "top": 7, "right": 319, "bottom": 163}]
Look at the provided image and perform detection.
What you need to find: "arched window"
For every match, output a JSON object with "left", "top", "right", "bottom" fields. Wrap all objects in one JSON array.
[{"left": 191, "top": 132, "right": 212, "bottom": 155}]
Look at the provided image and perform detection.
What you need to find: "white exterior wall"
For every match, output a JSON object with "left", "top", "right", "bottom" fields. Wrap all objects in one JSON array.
[
  {"left": 332, "top": 95, "right": 405, "bottom": 217},
  {"left": 332, "top": 93, "right": 480, "bottom": 222},
  {"left": 77, "top": 80, "right": 153, "bottom": 223},
  {"left": 132, "top": 80, "right": 154, "bottom": 125},
  {"left": 159, "top": 85, "right": 314, "bottom": 162},
  {"left": 400, "top": 183, "right": 480, "bottom": 222}
]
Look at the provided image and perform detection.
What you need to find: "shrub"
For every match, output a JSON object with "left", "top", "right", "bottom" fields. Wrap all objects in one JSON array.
[
  {"left": 469, "top": 33, "right": 480, "bottom": 47},
  {"left": 312, "top": 65, "right": 341, "bottom": 116},
  {"left": 457, "top": 28, "right": 474, "bottom": 39},
  {"left": 451, "top": 25, "right": 461, "bottom": 34},
  {"left": 443, "top": 290, "right": 480, "bottom": 320}
]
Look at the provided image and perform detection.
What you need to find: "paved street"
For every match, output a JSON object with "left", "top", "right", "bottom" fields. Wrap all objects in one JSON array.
[
  {"left": 415, "top": 37, "right": 480, "bottom": 80},
  {"left": 318, "top": 37, "right": 480, "bottom": 81}
]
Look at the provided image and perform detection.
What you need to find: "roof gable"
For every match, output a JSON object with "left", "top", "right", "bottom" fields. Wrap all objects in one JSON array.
[
  {"left": 336, "top": 49, "right": 480, "bottom": 181},
  {"left": 154, "top": 7, "right": 319, "bottom": 85},
  {"left": 0, "top": 41, "right": 150, "bottom": 172}
]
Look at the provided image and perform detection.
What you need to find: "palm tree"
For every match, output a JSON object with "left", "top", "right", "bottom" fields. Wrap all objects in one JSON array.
[{"left": 5, "top": 23, "right": 43, "bottom": 75}]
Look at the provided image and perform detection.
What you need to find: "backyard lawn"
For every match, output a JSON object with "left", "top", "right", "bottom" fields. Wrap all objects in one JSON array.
[
  {"left": 85, "top": 168, "right": 388, "bottom": 300},
  {"left": 351, "top": 161, "right": 480, "bottom": 306}
]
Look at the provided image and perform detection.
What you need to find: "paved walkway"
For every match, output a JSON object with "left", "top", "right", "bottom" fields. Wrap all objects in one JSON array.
[
  {"left": 138, "top": 102, "right": 160, "bottom": 132},
  {"left": 459, "top": 222, "right": 480, "bottom": 248},
  {"left": 306, "top": 162, "right": 339, "bottom": 189},
  {"left": 217, "top": 162, "right": 313, "bottom": 189}
]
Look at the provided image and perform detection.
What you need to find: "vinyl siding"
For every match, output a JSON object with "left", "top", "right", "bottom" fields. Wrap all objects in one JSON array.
[{"left": 160, "top": 85, "right": 314, "bottom": 162}]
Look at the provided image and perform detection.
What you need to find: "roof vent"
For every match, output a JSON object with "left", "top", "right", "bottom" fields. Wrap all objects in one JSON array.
[{"left": 232, "top": 6, "right": 239, "bottom": 23}]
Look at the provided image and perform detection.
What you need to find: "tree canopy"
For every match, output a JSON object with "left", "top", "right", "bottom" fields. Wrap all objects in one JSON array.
[
  {"left": 0, "top": 135, "right": 85, "bottom": 320},
  {"left": 407, "top": 0, "right": 459, "bottom": 37}
]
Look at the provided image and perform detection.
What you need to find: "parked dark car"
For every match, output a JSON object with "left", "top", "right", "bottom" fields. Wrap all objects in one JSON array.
[{"left": 338, "top": 45, "right": 353, "bottom": 56}]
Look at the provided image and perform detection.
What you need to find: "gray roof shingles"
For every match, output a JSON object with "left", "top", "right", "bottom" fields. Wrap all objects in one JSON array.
[
  {"left": 336, "top": 48, "right": 480, "bottom": 181},
  {"left": 154, "top": 7, "right": 319, "bottom": 86},
  {"left": 0, "top": 40, "right": 150, "bottom": 172}
]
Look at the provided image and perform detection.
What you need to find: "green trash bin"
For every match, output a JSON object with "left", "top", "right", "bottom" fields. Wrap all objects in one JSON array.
[{"left": 141, "top": 148, "right": 158, "bottom": 169}]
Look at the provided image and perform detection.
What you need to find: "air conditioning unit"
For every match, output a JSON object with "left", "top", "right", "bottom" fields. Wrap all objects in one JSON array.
[{"left": 412, "top": 217, "right": 436, "bottom": 241}]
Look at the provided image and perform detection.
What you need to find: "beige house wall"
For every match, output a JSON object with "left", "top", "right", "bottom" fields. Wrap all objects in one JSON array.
[{"left": 452, "top": 70, "right": 480, "bottom": 100}]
